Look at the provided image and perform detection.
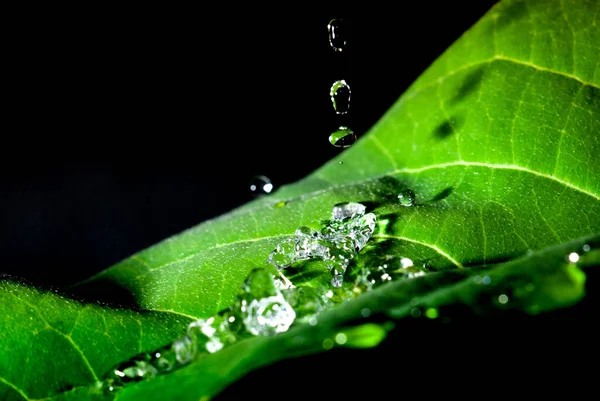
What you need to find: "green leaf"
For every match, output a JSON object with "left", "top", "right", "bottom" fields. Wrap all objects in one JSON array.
[
  {"left": 2, "top": 0, "right": 599, "bottom": 399},
  {"left": 0, "top": 281, "right": 190, "bottom": 400}
]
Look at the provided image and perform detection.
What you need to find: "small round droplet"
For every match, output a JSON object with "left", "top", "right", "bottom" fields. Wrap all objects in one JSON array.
[
  {"left": 582, "top": 244, "right": 591, "bottom": 252},
  {"left": 400, "top": 257, "right": 414, "bottom": 269},
  {"left": 339, "top": 161, "right": 344, "bottom": 165},
  {"left": 330, "top": 80, "right": 351, "bottom": 114},
  {"left": 327, "top": 18, "right": 347, "bottom": 52},
  {"left": 425, "top": 308, "right": 439, "bottom": 319},
  {"left": 322, "top": 338, "right": 334, "bottom": 350},
  {"left": 568, "top": 252, "right": 580, "bottom": 263},
  {"left": 498, "top": 294, "right": 509, "bottom": 304},
  {"left": 331, "top": 274, "right": 344, "bottom": 288},
  {"left": 249, "top": 175, "right": 273, "bottom": 196},
  {"left": 398, "top": 189, "right": 416, "bottom": 206},
  {"left": 334, "top": 332, "right": 348, "bottom": 345},
  {"left": 482, "top": 275, "right": 491, "bottom": 285},
  {"left": 329, "top": 126, "right": 356, "bottom": 148}
]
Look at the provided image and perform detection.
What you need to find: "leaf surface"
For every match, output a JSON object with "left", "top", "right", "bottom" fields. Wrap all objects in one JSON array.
[{"left": 2, "top": 0, "right": 599, "bottom": 399}]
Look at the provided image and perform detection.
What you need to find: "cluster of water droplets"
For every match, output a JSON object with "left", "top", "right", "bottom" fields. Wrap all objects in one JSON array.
[
  {"left": 267, "top": 202, "right": 376, "bottom": 287},
  {"left": 326, "top": 19, "right": 356, "bottom": 149},
  {"left": 98, "top": 199, "right": 434, "bottom": 393}
]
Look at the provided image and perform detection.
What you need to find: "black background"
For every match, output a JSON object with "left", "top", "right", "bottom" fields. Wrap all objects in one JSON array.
[{"left": 2, "top": 2, "right": 595, "bottom": 398}]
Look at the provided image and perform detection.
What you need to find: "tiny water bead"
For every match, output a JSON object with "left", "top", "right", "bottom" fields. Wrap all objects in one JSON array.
[
  {"left": 330, "top": 80, "right": 351, "bottom": 114},
  {"left": 249, "top": 175, "right": 273, "bottom": 196},
  {"left": 329, "top": 126, "right": 356, "bottom": 148},
  {"left": 327, "top": 18, "right": 347, "bottom": 52},
  {"left": 397, "top": 189, "right": 416, "bottom": 206},
  {"left": 568, "top": 252, "right": 580, "bottom": 263}
]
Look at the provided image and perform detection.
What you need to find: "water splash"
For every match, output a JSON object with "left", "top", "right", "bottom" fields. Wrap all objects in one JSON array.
[
  {"left": 101, "top": 202, "right": 379, "bottom": 393},
  {"left": 268, "top": 202, "right": 376, "bottom": 287}
]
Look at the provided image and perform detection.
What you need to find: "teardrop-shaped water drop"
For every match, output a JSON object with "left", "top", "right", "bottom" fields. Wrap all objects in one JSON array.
[
  {"left": 327, "top": 18, "right": 347, "bottom": 52},
  {"left": 330, "top": 80, "right": 351, "bottom": 114},
  {"left": 329, "top": 126, "right": 356, "bottom": 148},
  {"left": 249, "top": 175, "right": 273, "bottom": 196},
  {"left": 398, "top": 189, "right": 416, "bottom": 206}
]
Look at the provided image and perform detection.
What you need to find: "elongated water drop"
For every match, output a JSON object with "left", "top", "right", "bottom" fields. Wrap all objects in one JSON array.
[
  {"left": 398, "top": 189, "right": 415, "bottom": 206},
  {"left": 329, "top": 126, "right": 356, "bottom": 148},
  {"left": 330, "top": 80, "right": 351, "bottom": 114},
  {"left": 249, "top": 175, "right": 273, "bottom": 196},
  {"left": 327, "top": 18, "right": 347, "bottom": 51},
  {"left": 332, "top": 202, "right": 365, "bottom": 221}
]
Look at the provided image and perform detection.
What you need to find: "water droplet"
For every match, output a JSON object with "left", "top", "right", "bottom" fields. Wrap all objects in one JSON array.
[
  {"left": 583, "top": 244, "right": 591, "bottom": 252},
  {"left": 172, "top": 335, "right": 196, "bottom": 364},
  {"left": 335, "top": 332, "right": 348, "bottom": 345},
  {"left": 249, "top": 175, "right": 273, "bottom": 196},
  {"left": 331, "top": 274, "right": 344, "bottom": 288},
  {"left": 425, "top": 308, "right": 439, "bottom": 319},
  {"left": 322, "top": 338, "right": 334, "bottom": 350},
  {"left": 327, "top": 18, "right": 347, "bottom": 52},
  {"left": 274, "top": 201, "right": 287, "bottom": 208},
  {"left": 339, "top": 161, "right": 344, "bottom": 165},
  {"left": 397, "top": 189, "right": 416, "bottom": 206},
  {"left": 267, "top": 238, "right": 297, "bottom": 269},
  {"left": 330, "top": 80, "right": 351, "bottom": 114},
  {"left": 410, "top": 308, "right": 422, "bottom": 318},
  {"left": 498, "top": 294, "right": 509, "bottom": 304},
  {"left": 242, "top": 293, "right": 296, "bottom": 336},
  {"left": 400, "top": 257, "right": 413, "bottom": 268},
  {"left": 361, "top": 308, "right": 371, "bottom": 317},
  {"left": 187, "top": 315, "right": 237, "bottom": 354},
  {"left": 329, "top": 126, "right": 356, "bottom": 148},
  {"left": 331, "top": 202, "right": 365, "bottom": 221},
  {"left": 568, "top": 252, "right": 580, "bottom": 263},
  {"left": 473, "top": 275, "right": 482, "bottom": 284},
  {"left": 482, "top": 275, "right": 491, "bottom": 285},
  {"left": 283, "top": 286, "right": 326, "bottom": 323},
  {"left": 308, "top": 316, "right": 318, "bottom": 326}
]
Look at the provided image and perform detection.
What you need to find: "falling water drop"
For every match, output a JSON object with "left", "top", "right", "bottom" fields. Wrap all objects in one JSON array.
[
  {"left": 249, "top": 175, "right": 273, "bottom": 196},
  {"left": 329, "top": 126, "right": 356, "bottom": 148},
  {"left": 397, "top": 189, "right": 416, "bottom": 206},
  {"left": 327, "top": 18, "right": 347, "bottom": 52},
  {"left": 330, "top": 80, "right": 351, "bottom": 114}
]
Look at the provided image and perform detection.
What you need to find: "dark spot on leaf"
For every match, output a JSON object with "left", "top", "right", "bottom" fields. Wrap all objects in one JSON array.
[
  {"left": 433, "top": 115, "right": 463, "bottom": 139},
  {"left": 451, "top": 67, "right": 486, "bottom": 105},
  {"left": 494, "top": 0, "right": 528, "bottom": 32},
  {"left": 429, "top": 187, "right": 454, "bottom": 202}
]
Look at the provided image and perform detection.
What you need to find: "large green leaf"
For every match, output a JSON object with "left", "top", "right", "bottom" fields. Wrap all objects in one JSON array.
[{"left": 1, "top": 0, "right": 599, "bottom": 399}]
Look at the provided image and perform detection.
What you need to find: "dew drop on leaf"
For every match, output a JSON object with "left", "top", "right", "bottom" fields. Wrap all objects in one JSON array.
[
  {"left": 397, "top": 189, "right": 416, "bottom": 206},
  {"left": 249, "top": 175, "right": 273, "bottom": 196},
  {"left": 327, "top": 18, "right": 347, "bottom": 52},
  {"left": 329, "top": 126, "right": 356, "bottom": 148}
]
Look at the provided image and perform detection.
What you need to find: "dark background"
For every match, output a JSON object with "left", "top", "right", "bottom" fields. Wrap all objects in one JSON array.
[{"left": 2, "top": 2, "right": 595, "bottom": 398}]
